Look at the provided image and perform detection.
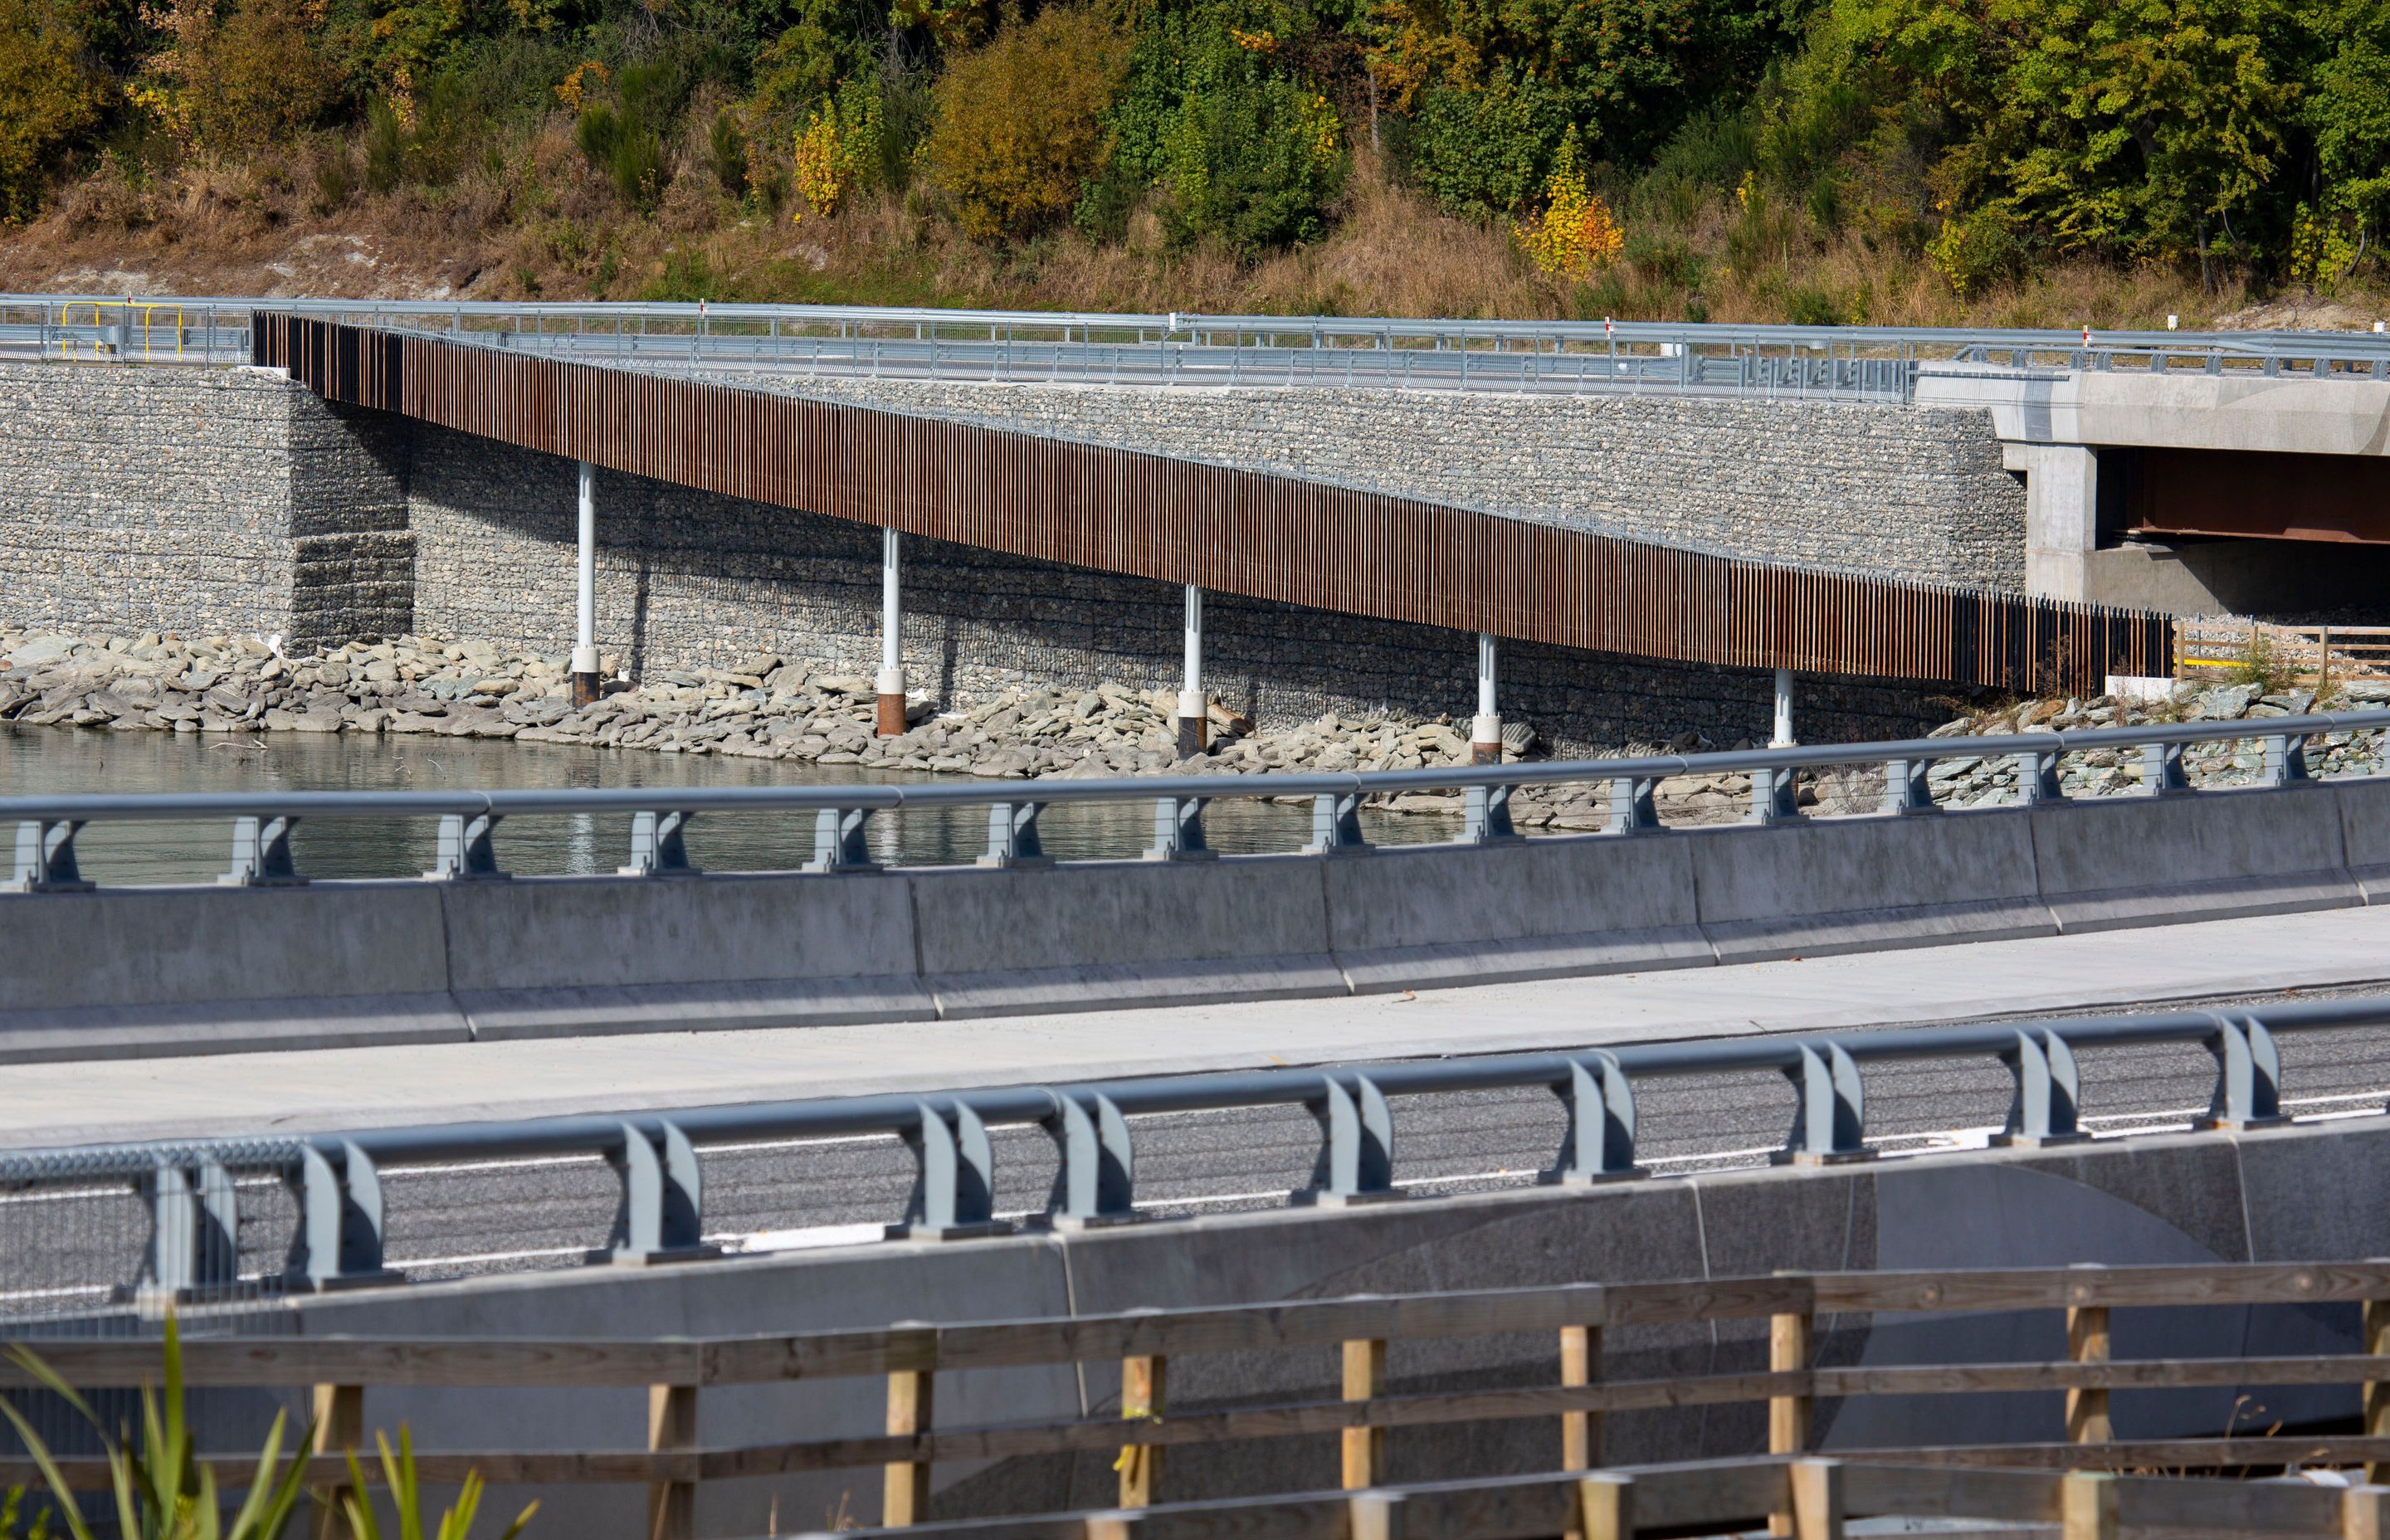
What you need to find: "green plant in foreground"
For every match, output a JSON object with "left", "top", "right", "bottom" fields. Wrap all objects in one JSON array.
[
  {"left": 342, "top": 1430, "right": 534, "bottom": 1540},
  {"left": 0, "top": 1320, "right": 534, "bottom": 1540},
  {"left": 0, "top": 1317, "right": 312, "bottom": 1540}
]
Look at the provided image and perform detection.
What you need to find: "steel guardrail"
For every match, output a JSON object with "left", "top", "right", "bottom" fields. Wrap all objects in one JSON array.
[
  {"left": 9, "top": 709, "right": 2387, "bottom": 886},
  {"left": 7, "top": 295, "right": 2389, "bottom": 403},
  {"left": 0, "top": 981, "right": 2379, "bottom": 1294}
]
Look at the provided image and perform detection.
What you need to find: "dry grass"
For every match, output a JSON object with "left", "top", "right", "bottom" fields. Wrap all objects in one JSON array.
[{"left": 3, "top": 125, "right": 2382, "bottom": 331}]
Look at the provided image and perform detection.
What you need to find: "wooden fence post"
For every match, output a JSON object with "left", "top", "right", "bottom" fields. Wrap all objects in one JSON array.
[
  {"left": 1562, "top": 1324, "right": 1602, "bottom": 1471},
  {"left": 884, "top": 1364, "right": 934, "bottom": 1528},
  {"left": 1788, "top": 1460, "right": 1843, "bottom": 1540},
  {"left": 2066, "top": 1304, "right": 2112, "bottom": 1445},
  {"left": 1348, "top": 1490, "right": 1404, "bottom": 1540},
  {"left": 310, "top": 1382, "right": 363, "bottom": 1540},
  {"left": 647, "top": 1384, "right": 697, "bottom": 1540},
  {"left": 1117, "top": 1353, "right": 1165, "bottom": 1508},
  {"left": 1768, "top": 1307, "right": 1812, "bottom": 1537},
  {"left": 1343, "top": 1338, "right": 1387, "bottom": 1490},
  {"left": 2365, "top": 1298, "right": 2390, "bottom": 1484},
  {"left": 1577, "top": 1472, "right": 1634, "bottom": 1540},
  {"left": 2344, "top": 1484, "right": 2390, "bottom": 1540},
  {"left": 2062, "top": 1471, "right": 2118, "bottom": 1540}
]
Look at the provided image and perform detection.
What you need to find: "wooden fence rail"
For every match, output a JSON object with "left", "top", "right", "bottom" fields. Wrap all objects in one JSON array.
[
  {"left": 6, "top": 1262, "right": 2386, "bottom": 1534},
  {"left": 2175, "top": 621, "right": 2390, "bottom": 685}
]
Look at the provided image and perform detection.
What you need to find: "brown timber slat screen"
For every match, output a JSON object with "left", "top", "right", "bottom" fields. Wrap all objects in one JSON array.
[{"left": 255, "top": 312, "right": 2172, "bottom": 696}]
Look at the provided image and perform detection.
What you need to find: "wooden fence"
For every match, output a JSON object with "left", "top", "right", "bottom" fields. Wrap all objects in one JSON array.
[
  {"left": 862, "top": 1457, "right": 2390, "bottom": 1540},
  {"left": 7, "top": 1262, "right": 2390, "bottom": 1536},
  {"left": 2175, "top": 620, "right": 2390, "bottom": 685}
]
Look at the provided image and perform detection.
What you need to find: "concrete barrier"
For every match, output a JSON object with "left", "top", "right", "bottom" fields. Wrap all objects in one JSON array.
[
  {"left": 2028, "top": 783, "right": 2357, "bottom": 932},
  {"left": 443, "top": 872, "right": 930, "bottom": 1039},
  {"left": 266, "top": 1114, "right": 2389, "bottom": 1538},
  {"left": 6, "top": 780, "right": 2388, "bottom": 1060},
  {"left": 913, "top": 857, "right": 1345, "bottom": 1017},
  {"left": 1685, "top": 809, "right": 2051, "bottom": 962},
  {"left": 1324, "top": 834, "right": 1710, "bottom": 992}
]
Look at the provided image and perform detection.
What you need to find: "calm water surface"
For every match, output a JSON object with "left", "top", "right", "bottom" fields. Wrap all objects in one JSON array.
[{"left": 0, "top": 725, "right": 1458, "bottom": 885}]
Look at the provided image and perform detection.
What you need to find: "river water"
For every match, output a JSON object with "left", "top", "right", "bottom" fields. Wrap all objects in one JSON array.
[{"left": 0, "top": 725, "right": 1460, "bottom": 885}]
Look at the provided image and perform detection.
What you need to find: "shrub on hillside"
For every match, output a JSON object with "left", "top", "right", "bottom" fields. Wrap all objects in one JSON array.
[
  {"left": 135, "top": 0, "right": 335, "bottom": 153},
  {"left": 926, "top": 6, "right": 1126, "bottom": 241},
  {"left": 0, "top": 0, "right": 108, "bottom": 222}
]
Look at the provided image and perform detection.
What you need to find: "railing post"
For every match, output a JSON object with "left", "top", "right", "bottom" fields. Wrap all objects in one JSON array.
[
  {"left": 2343, "top": 1485, "right": 2390, "bottom": 1540},
  {"left": 1310, "top": 1075, "right": 1398, "bottom": 1206},
  {"left": 1555, "top": 1054, "right": 1642, "bottom": 1182},
  {"left": 10, "top": 818, "right": 91, "bottom": 891},
  {"left": 2017, "top": 749, "right": 2065, "bottom": 804},
  {"left": 1349, "top": 1491, "right": 1403, "bottom": 1540},
  {"left": 2367, "top": 1294, "right": 2390, "bottom": 1484},
  {"left": 1144, "top": 796, "right": 1213, "bottom": 860},
  {"left": 224, "top": 814, "right": 305, "bottom": 886},
  {"left": 2062, "top": 1471, "right": 2118, "bottom": 1540},
  {"left": 1778, "top": 1044, "right": 1871, "bottom": 1165},
  {"left": 884, "top": 1326, "right": 935, "bottom": 1527},
  {"left": 1342, "top": 1336, "right": 1387, "bottom": 1489},
  {"left": 1461, "top": 782, "right": 1519, "bottom": 842},
  {"left": 598, "top": 1121, "right": 719, "bottom": 1265},
  {"left": 427, "top": 811, "right": 507, "bottom": 880},
  {"left": 895, "top": 1100, "right": 1011, "bottom": 1239},
  {"left": 1768, "top": 1298, "right": 1812, "bottom": 1536},
  {"left": 1117, "top": 1352, "right": 1165, "bottom": 1507},
  {"left": 2143, "top": 739, "right": 2191, "bottom": 795},
  {"left": 979, "top": 802, "right": 1050, "bottom": 867},
  {"left": 1788, "top": 1460, "right": 1843, "bottom": 1540},
  {"left": 622, "top": 810, "right": 700, "bottom": 876},
  {"left": 2066, "top": 1265, "right": 2112, "bottom": 1445},
  {"left": 1305, "top": 790, "right": 1369, "bottom": 855},
  {"left": 807, "top": 806, "right": 878, "bottom": 872},
  {"left": 1996, "top": 1029, "right": 2087, "bottom": 1147},
  {"left": 1605, "top": 776, "right": 1660, "bottom": 834},
  {"left": 2266, "top": 732, "right": 2314, "bottom": 786},
  {"left": 1749, "top": 767, "right": 1801, "bottom": 824},
  {"left": 1577, "top": 1473, "right": 1633, "bottom": 1540},
  {"left": 1561, "top": 1323, "right": 1602, "bottom": 1469},
  {"left": 2200, "top": 1016, "right": 2288, "bottom": 1130},
  {"left": 646, "top": 1382, "right": 696, "bottom": 1540},
  {"left": 310, "top": 1382, "right": 365, "bottom": 1540},
  {"left": 1048, "top": 1089, "right": 1136, "bottom": 1228},
  {"left": 1879, "top": 758, "right": 1937, "bottom": 816}
]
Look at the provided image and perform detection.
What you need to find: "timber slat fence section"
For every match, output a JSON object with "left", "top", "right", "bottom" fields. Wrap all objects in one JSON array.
[
  {"left": 8, "top": 1262, "right": 2390, "bottom": 1535},
  {"left": 252, "top": 313, "right": 2172, "bottom": 697}
]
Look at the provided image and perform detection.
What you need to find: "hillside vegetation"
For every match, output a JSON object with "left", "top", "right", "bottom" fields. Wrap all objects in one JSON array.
[{"left": 3, "top": 0, "right": 2388, "bottom": 324}]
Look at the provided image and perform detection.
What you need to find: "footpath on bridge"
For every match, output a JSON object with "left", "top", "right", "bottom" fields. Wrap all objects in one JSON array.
[{"left": 9, "top": 904, "right": 2389, "bottom": 1150}]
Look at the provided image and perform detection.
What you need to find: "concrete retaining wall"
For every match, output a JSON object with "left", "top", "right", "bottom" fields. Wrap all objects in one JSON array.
[
  {"left": 2, "top": 778, "right": 2373, "bottom": 1061},
  {"left": 257, "top": 1114, "right": 2390, "bottom": 1537}
]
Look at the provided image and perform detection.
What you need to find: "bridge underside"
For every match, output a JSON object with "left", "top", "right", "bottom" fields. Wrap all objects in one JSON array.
[
  {"left": 2119, "top": 447, "right": 2390, "bottom": 544},
  {"left": 255, "top": 314, "right": 2170, "bottom": 696}
]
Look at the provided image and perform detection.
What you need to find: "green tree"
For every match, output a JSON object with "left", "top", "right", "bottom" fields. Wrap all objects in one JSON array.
[
  {"left": 0, "top": 0, "right": 109, "bottom": 221},
  {"left": 1851, "top": 0, "right": 2301, "bottom": 283},
  {"left": 925, "top": 4, "right": 1128, "bottom": 239}
]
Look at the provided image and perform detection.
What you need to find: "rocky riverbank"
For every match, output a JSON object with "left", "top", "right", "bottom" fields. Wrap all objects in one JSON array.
[{"left": 4, "top": 626, "right": 2383, "bottom": 830}]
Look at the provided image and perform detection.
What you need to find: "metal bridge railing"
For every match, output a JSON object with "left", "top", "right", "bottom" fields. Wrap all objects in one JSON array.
[
  {"left": 0, "top": 983, "right": 2380, "bottom": 1304},
  {"left": 6, "top": 294, "right": 2389, "bottom": 403},
  {"left": 10, "top": 708, "right": 2387, "bottom": 889}
]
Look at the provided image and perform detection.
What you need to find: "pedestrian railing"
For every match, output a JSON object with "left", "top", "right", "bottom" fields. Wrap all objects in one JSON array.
[
  {"left": 7, "top": 1262, "right": 2390, "bottom": 1536},
  {"left": 10, "top": 709, "right": 2386, "bottom": 891}
]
